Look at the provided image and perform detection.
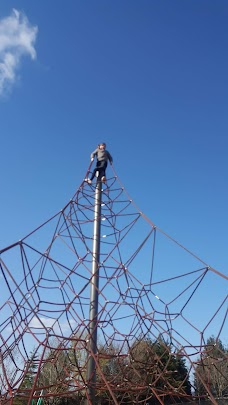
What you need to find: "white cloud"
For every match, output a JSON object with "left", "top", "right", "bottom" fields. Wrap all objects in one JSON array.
[
  {"left": 29, "top": 316, "right": 76, "bottom": 334},
  {"left": 0, "top": 9, "right": 38, "bottom": 96},
  {"left": 29, "top": 316, "right": 55, "bottom": 329}
]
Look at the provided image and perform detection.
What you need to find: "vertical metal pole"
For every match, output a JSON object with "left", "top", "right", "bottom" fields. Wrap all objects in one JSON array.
[{"left": 86, "top": 179, "right": 102, "bottom": 404}]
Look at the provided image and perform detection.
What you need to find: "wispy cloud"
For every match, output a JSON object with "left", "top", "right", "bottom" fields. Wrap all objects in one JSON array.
[
  {"left": 29, "top": 316, "right": 76, "bottom": 334},
  {"left": 0, "top": 9, "right": 38, "bottom": 96},
  {"left": 29, "top": 316, "right": 56, "bottom": 329}
]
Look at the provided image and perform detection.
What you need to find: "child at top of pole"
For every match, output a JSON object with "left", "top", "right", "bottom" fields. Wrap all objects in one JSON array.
[{"left": 85, "top": 142, "right": 113, "bottom": 184}]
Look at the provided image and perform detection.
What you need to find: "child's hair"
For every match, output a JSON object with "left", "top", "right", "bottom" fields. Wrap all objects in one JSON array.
[{"left": 98, "top": 142, "right": 106, "bottom": 148}]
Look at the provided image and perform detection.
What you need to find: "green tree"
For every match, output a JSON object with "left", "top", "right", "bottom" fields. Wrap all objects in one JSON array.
[
  {"left": 96, "top": 342, "right": 128, "bottom": 404},
  {"left": 37, "top": 336, "right": 87, "bottom": 405},
  {"left": 127, "top": 336, "right": 192, "bottom": 403},
  {"left": 94, "top": 336, "right": 192, "bottom": 404},
  {"left": 194, "top": 335, "right": 228, "bottom": 399},
  {"left": 13, "top": 350, "right": 39, "bottom": 405}
]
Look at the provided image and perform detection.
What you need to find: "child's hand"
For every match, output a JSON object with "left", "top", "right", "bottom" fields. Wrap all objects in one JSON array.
[{"left": 91, "top": 158, "right": 94, "bottom": 162}]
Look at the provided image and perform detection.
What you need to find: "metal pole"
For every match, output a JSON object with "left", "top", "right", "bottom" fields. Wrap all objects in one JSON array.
[{"left": 86, "top": 179, "right": 102, "bottom": 404}]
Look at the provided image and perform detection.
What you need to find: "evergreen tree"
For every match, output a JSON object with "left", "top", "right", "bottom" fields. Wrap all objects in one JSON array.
[
  {"left": 127, "top": 336, "right": 192, "bottom": 403},
  {"left": 13, "top": 350, "right": 39, "bottom": 405},
  {"left": 95, "top": 336, "right": 192, "bottom": 404},
  {"left": 194, "top": 335, "right": 228, "bottom": 399}
]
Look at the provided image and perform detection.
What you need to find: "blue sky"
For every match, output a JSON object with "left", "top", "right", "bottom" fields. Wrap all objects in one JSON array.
[
  {"left": 0, "top": 4, "right": 227, "bottom": 397},
  {"left": 0, "top": 2, "right": 227, "bottom": 283}
]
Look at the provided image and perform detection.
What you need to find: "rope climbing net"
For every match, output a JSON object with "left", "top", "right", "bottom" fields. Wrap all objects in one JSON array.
[{"left": 0, "top": 165, "right": 227, "bottom": 404}]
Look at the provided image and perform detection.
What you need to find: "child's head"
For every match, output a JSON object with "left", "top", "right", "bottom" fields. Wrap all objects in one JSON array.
[{"left": 99, "top": 143, "right": 106, "bottom": 150}]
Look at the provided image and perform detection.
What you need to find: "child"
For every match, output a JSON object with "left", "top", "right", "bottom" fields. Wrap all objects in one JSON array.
[{"left": 85, "top": 143, "right": 113, "bottom": 184}]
